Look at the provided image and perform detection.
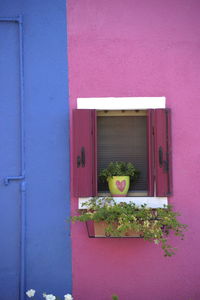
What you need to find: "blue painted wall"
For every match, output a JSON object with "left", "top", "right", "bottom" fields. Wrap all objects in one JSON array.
[{"left": 0, "top": 1, "right": 71, "bottom": 299}]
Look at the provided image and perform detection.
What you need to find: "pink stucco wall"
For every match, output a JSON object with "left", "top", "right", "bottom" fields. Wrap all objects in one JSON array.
[{"left": 67, "top": 1, "right": 200, "bottom": 299}]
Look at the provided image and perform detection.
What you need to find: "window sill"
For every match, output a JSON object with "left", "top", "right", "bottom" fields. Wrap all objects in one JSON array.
[{"left": 78, "top": 196, "right": 168, "bottom": 209}]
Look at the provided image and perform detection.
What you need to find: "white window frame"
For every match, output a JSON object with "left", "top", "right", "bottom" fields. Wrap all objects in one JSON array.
[{"left": 77, "top": 97, "right": 168, "bottom": 209}]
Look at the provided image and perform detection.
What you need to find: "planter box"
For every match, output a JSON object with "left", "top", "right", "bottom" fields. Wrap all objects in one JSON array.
[{"left": 86, "top": 221, "right": 143, "bottom": 238}]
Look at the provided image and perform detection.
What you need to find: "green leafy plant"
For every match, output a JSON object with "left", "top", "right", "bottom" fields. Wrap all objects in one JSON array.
[
  {"left": 71, "top": 197, "right": 187, "bottom": 257},
  {"left": 99, "top": 161, "right": 139, "bottom": 182},
  {"left": 112, "top": 295, "right": 119, "bottom": 300}
]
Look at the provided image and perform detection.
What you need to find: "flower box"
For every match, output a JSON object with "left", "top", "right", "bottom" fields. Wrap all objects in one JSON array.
[
  {"left": 71, "top": 197, "right": 187, "bottom": 256},
  {"left": 86, "top": 220, "right": 143, "bottom": 238}
]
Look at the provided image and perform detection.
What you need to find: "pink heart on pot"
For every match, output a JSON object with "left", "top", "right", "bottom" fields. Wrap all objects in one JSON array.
[{"left": 116, "top": 180, "right": 126, "bottom": 192}]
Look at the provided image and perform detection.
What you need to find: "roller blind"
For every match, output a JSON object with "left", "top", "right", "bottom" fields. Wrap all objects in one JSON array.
[{"left": 97, "top": 116, "right": 147, "bottom": 191}]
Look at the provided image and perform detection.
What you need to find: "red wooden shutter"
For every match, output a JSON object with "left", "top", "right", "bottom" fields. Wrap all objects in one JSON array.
[
  {"left": 154, "top": 109, "right": 172, "bottom": 196},
  {"left": 73, "top": 109, "right": 97, "bottom": 197},
  {"left": 147, "top": 110, "right": 155, "bottom": 196}
]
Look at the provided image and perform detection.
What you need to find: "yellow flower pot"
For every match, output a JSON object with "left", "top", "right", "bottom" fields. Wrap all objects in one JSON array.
[{"left": 107, "top": 176, "right": 130, "bottom": 196}]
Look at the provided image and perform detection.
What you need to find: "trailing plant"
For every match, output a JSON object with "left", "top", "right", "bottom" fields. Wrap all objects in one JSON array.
[
  {"left": 71, "top": 197, "right": 187, "bottom": 257},
  {"left": 99, "top": 161, "right": 139, "bottom": 182}
]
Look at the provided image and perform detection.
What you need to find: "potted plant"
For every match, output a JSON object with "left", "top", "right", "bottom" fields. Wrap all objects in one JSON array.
[
  {"left": 71, "top": 197, "right": 187, "bottom": 257},
  {"left": 99, "top": 161, "right": 139, "bottom": 196}
]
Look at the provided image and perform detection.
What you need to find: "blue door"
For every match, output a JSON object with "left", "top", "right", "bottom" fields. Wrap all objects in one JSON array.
[
  {"left": 0, "top": 1, "right": 71, "bottom": 299},
  {"left": 0, "top": 20, "right": 21, "bottom": 300}
]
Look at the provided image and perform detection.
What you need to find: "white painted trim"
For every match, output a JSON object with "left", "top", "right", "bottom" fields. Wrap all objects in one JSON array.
[
  {"left": 77, "top": 97, "right": 166, "bottom": 110},
  {"left": 79, "top": 197, "right": 168, "bottom": 209}
]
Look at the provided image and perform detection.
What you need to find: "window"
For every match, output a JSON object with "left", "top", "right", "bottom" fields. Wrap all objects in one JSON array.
[
  {"left": 73, "top": 98, "right": 172, "bottom": 205},
  {"left": 97, "top": 110, "right": 147, "bottom": 195}
]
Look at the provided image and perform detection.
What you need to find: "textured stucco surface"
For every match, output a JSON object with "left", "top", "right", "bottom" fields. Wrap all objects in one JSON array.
[{"left": 67, "top": 1, "right": 200, "bottom": 299}]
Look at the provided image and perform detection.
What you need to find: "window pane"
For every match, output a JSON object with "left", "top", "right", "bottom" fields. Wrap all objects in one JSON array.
[{"left": 97, "top": 116, "right": 147, "bottom": 192}]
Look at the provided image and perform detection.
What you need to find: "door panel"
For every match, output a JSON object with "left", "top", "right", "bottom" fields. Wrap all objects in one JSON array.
[{"left": 0, "top": 21, "right": 21, "bottom": 300}]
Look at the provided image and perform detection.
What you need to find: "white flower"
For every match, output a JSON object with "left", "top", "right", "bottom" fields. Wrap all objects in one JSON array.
[
  {"left": 154, "top": 239, "right": 160, "bottom": 245},
  {"left": 43, "top": 293, "right": 47, "bottom": 298},
  {"left": 45, "top": 294, "right": 56, "bottom": 300},
  {"left": 144, "top": 221, "right": 150, "bottom": 227},
  {"left": 26, "top": 289, "right": 36, "bottom": 297},
  {"left": 64, "top": 294, "right": 73, "bottom": 300}
]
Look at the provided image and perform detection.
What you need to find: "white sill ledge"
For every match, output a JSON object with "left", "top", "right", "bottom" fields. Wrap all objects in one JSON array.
[
  {"left": 77, "top": 97, "right": 166, "bottom": 110},
  {"left": 79, "top": 197, "right": 168, "bottom": 209}
]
